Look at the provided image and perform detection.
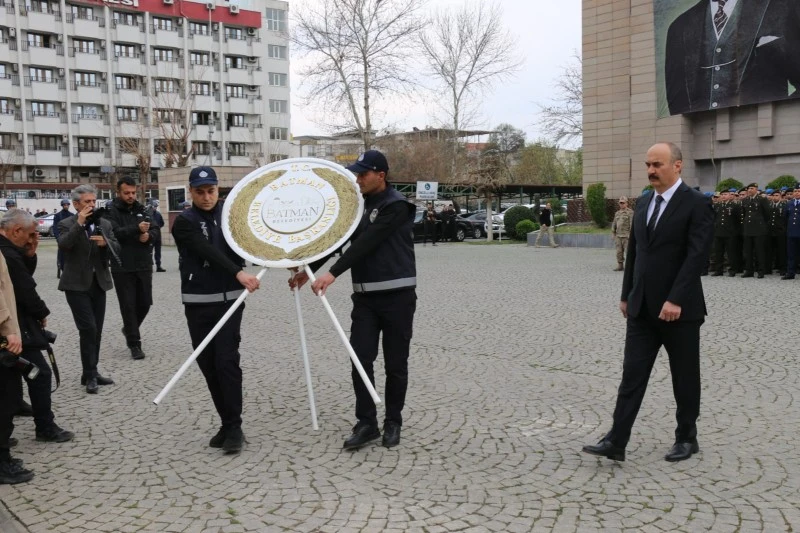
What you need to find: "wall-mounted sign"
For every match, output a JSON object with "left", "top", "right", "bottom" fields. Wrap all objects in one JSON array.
[{"left": 416, "top": 181, "right": 438, "bottom": 201}]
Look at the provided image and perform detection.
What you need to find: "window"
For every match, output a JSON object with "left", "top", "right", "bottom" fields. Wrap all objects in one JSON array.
[
  {"left": 117, "top": 107, "right": 138, "bottom": 121},
  {"left": 115, "top": 74, "right": 135, "bottom": 90},
  {"left": 29, "top": 67, "right": 53, "bottom": 82},
  {"left": 189, "top": 51, "right": 209, "bottom": 65},
  {"left": 74, "top": 105, "right": 99, "bottom": 119},
  {"left": 270, "top": 154, "right": 288, "bottom": 162},
  {"left": 193, "top": 141, "right": 209, "bottom": 155},
  {"left": 25, "top": 1, "right": 55, "bottom": 14},
  {"left": 265, "top": 8, "right": 286, "bottom": 32},
  {"left": 191, "top": 111, "right": 211, "bottom": 125},
  {"left": 225, "top": 27, "right": 243, "bottom": 40},
  {"left": 32, "top": 135, "right": 59, "bottom": 150},
  {"left": 118, "top": 137, "right": 138, "bottom": 153},
  {"left": 155, "top": 109, "right": 175, "bottom": 123},
  {"left": 267, "top": 45, "right": 287, "bottom": 60},
  {"left": 114, "top": 43, "right": 137, "bottom": 58},
  {"left": 75, "top": 71, "right": 97, "bottom": 87},
  {"left": 0, "top": 99, "right": 11, "bottom": 115},
  {"left": 0, "top": 133, "right": 12, "bottom": 149},
  {"left": 189, "top": 22, "right": 208, "bottom": 36},
  {"left": 152, "top": 17, "right": 173, "bottom": 31},
  {"left": 74, "top": 39, "right": 95, "bottom": 54},
  {"left": 225, "top": 56, "right": 243, "bottom": 70},
  {"left": 0, "top": 65, "right": 7, "bottom": 79},
  {"left": 113, "top": 11, "right": 139, "bottom": 26},
  {"left": 27, "top": 33, "right": 47, "bottom": 48},
  {"left": 227, "top": 114, "right": 244, "bottom": 128},
  {"left": 225, "top": 85, "right": 244, "bottom": 98},
  {"left": 154, "top": 78, "right": 175, "bottom": 93},
  {"left": 269, "top": 127, "right": 288, "bottom": 141},
  {"left": 153, "top": 48, "right": 175, "bottom": 62},
  {"left": 31, "top": 102, "right": 56, "bottom": 116},
  {"left": 77, "top": 137, "right": 100, "bottom": 152},
  {"left": 190, "top": 82, "right": 211, "bottom": 96},
  {"left": 228, "top": 142, "right": 245, "bottom": 156},
  {"left": 269, "top": 99, "right": 287, "bottom": 113},
  {"left": 154, "top": 139, "right": 169, "bottom": 154},
  {"left": 70, "top": 5, "right": 94, "bottom": 20},
  {"left": 268, "top": 72, "right": 287, "bottom": 87}
]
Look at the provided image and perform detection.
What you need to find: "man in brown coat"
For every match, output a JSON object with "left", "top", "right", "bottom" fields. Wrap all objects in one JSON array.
[{"left": 611, "top": 197, "right": 634, "bottom": 271}]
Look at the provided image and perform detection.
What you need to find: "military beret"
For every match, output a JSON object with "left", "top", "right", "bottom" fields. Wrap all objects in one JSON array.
[
  {"left": 787, "top": 188, "right": 795, "bottom": 194},
  {"left": 746, "top": 182, "right": 759, "bottom": 189},
  {"left": 766, "top": 188, "right": 774, "bottom": 194},
  {"left": 704, "top": 191, "right": 713, "bottom": 197},
  {"left": 713, "top": 191, "right": 721, "bottom": 197},
  {"left": 728, "top": 188, "right": 738, "bottom": 193},
  {"left": 781, "top": 186, "right": 789, "bottom": 191}
]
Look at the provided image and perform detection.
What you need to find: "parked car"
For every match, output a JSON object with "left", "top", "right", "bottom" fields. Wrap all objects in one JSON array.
[
  {"left": 412, "top": 210, "right": 471, "bottom": 242},
  {"left": 457, "top": 214, "right": 484, "bottom": 239},
  {"left": 485, "top": 214, "right": 506, "bottom": 237},
  {"left": 36, "top": 214, "right": 55, "bottom": 237}
]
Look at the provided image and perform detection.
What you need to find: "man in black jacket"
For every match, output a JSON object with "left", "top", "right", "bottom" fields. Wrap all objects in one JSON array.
[
  {"left": 52, "top": 199, "right": 72, "bottom": 279},
  {"left": 0, "top": 210, "right": 74, "bottom": 443},
  {"left": 172, "top": 167, "right": 260, "bottom": 454},
  {"left": 106, "top": 176, "right": 159, "bottom": 360},
  {"left": 582, "top": 142, "right": 714, "bottom": 463}
]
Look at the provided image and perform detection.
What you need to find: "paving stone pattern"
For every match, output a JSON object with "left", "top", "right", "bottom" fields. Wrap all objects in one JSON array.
[{"left": 0, "top": 241, "right": 798, "bottom": 532}]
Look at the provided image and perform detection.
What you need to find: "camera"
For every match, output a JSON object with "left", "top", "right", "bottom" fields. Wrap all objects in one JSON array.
[
  {"left": 42, "top": 330, "right": 57, "bottom": 345},
  {"left": 0, "top": 350, "right": 40, "bottom": 380},
  {"left": 85, "top": 206, "right": 108, "bottom": 225}
]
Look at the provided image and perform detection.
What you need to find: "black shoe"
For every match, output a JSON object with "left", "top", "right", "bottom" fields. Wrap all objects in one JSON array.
[
  {"left": 15, "top": 401, "right": 33, "bottom": 417},
  {"left": 8, "top": 438, "right": 17, "bottom": 447},
  {"left": 700, "top": 270, "right": 708, "bottom": 276},
  {"left": 342, "top": 423, "right": 380, "bottom": 450},
  {"left": 0, "top": 460, "right": 34, "bottom": 485},
  {"left": 382, "top": 422, "right": 401, "bottom": 448},
  {"left": 757, "top": 273, "right": 764, "bottom": 279},
  {"left": 156, "top": 267, "right": 166, "bottom": 272},
  {"left": 782, "top": 274, "right": 795, "bottom": 280},
  {"left": 81, "top": 375, "right": 114, "bottom": 386},
  {"left": 710, "top": 272, "right": 723, "bottom": 277},
  {"left": 727, "top": 271, "right": 737, "bottom": 277},
  {"left": 130, "top": 346, "right": 146, "bottom": 360},
  {"left": 35, "top": 425, "right": 75, "bottom": 443},
  {"left": 86, "top": 377, "right": 99, "bottom": 394},
  {"left": 741, "top": 272, "right": 754, "bottom": 278},
  {"left": 664, "top": 439, "right": 699, "bottom": 462},
  {"left": 209, "top": 427, "right": 226, "bottom": 448},
  {"left": 222, "top": 427, "right": 244, "bottom": 454},
  {"left": 581, "top": 438, "right": 626, "bottom": 461}
]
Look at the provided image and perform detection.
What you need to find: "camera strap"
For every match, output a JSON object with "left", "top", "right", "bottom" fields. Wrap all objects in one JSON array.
[{"left": 46, "top": 346, "right": 60, "bottom": 392}]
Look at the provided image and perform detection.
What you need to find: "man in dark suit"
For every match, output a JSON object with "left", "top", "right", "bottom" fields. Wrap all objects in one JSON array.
[
  {"left": 665, "top": 0, "right": 800, "bottom": 115},
  {"left": 57, "top": 185, "right": 120, "bottom": 394},
  {"left": 582, "top": 142, "right": 714, "bottom": 462}
]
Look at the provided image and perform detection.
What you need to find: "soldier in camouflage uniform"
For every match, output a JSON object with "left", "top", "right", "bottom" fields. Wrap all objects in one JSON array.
[
  {"left": 766, "top": 189, "right": 787, "bottom": 275},
  {"left": 740, "top": 183, "right": 771, "bottom": 278},
  {"left": 610, "top": 196, "right": 633, "bottom": 271}
]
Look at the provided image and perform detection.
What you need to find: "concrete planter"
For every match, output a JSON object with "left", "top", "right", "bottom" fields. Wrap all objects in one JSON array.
[{"left": 527, "top": 230, "right": 614, "bottom": 249}]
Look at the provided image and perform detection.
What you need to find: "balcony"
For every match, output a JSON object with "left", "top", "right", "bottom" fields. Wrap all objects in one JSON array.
[
  {"left": 224, "top": 35, "right": 250, "bottom": 56},
  {"left": 24, "top": 77, "right": 64, "bottom": 101},
  {"left": 74, "top": 146, "right": 107, "bottom": 166},
  {"left": 28, "top": 145, "right": 67, "bottom": 166},
  {"left": 227, "top": 125, "right": 250, "bottom": 142},
  {"left": 0, "top": 147, "right": 20, "bottom": 164},
  {"left": 189, "top": 31, "right": 214, "bottom": 52},
  {"left": 190, "top": 64, "right": 216, "bottom": 81},
  {"left": 152, "top": 57, "right": 182, "bottom": 78},
  {"left": 192, "top": 93, "right": 217, "bottom": 110},
  {"left": 151, "top": 24, "right": 182, "bottom": 48},
  {"left": 0, "top": 36, "right": 18, "bottom": 57},
  {"left": 227, "top": 154, "right": 251, "bottom": 166},
  {"left": 115, "top": 86, "right": 144, "bottom": 107},
  {"left": 114, "top": 53, "right": 145, "bottom": 75},
  {"left": 20, "top": 5, "right": 62, "bottom": 33},
  {"left": 225, "top": 95, "right": 248, "bottom": 113},
  {"left": 23, "top": 41, "right": 64, "bottom": 64},
  {"left": 73, "top": 114, "right": 108, "bottom": 136},
  {"left": 67, "top": 12, "right": 105, "bottom": 38},
  {"left": 0, "top": 73, "right": 20, "bottom": 95},
  {"left": 117, "top": 120, "right": 147, "bottom": 139},
  {"left": 27, "top": 111, "right": 66, "bottom": 131},
  {"left": 113, "top": 19, "right": 145, "bottom": 43},
  {"left": 116, "top": 152, "right": 139, "bottom": 167},
  {"left": 69, "top": 46, "right": 107, "bottom": 62},
  {"left": 73, "top": 81, "right": 107, "bottom": 103},
  {"left": 223, "top": 65, "right": 250, "bottom": 85}
]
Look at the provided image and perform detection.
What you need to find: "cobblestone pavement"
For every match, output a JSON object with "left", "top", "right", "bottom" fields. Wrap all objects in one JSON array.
[{"left": 1, "top": 240, "right": 799, "bottom": 532}]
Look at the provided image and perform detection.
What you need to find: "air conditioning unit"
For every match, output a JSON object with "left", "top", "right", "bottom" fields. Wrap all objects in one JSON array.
[
  {"left": 56, "top": 34, "right": 63, "bottom": 42},
  {"left": 34, "top": 168, "right": 44, "bottom": 178},
  {"left": 60, "top": 101, "right": 66, "bottom": 109},
  {"left": 101, "top": 72, "right": 106, "bottom": 79},
  {"left": 8, "top": 28, "right": 15, "bottom": 38},
  {"left": 248, "top": 85, "right": 258, "bottom": 91},
  {"left": 176, "top": 18, "right": 183, "bottom": 25},
  {"left": 246, "top": 28, "right": 256, "bottom": 36},
  {"left": 11, "top": 64, "right": 17, "bottom": 72},
  {"left": 212, "top": 82, "right": 219, "bottom": 89},
  {"left": 61, "top": 135, "right": 68, "bottom": 142},
  {"left": 16, "top": 133, "right": 23, "bottom": 141},
  {"left": 206, "top": 2, "right": 215, "bottom": 10},
  {"left": 104, "top": 138, "right": 109, "bottom": 145},
  {"left": 140, "top": 44, "right": 146, "bottom": 52},
  {"left": 229, "top": 5, "right": 239, "bottom": 14},
  {"left": 14, "top": 99, "right": 20, "bottom": 107},
  {"left": 212, "top": 22, "right": 219, "bottom": 30},
  {"left": 103, "top": 104, "right": 109, "bottom": 111},
  {"left": 163, "top": 0, "right": 174, "bottom": 4},
  {"left": 142, "top": 109, "right": 149, "bottom": 115},
  {"left": 247, "top": 56, "right": 257, "bottom": 63},
  {"left": 58, "top": 68, "right": 65, "bottom": 76},
  {"left": 100, "top": 41, "right": 106, "bottom": 48}
]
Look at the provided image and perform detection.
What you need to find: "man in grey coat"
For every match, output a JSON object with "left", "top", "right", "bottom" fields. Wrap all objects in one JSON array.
[{"left": 58, "top": 185, "right": 120, "bottom": 394}]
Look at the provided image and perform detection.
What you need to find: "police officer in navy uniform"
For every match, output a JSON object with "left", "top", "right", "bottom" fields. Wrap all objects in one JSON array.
[
  {"left": 783, "top": 188, "right": 800, "bottom": 280},
  {"left": 171, "top": 167, "right": 261, "bottom": 454},
  {"left": 290, "top": 150, "right": 417, "bottom": 450}
]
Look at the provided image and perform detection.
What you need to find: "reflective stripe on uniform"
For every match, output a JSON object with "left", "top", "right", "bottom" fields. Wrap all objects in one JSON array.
[
  {"left": 352, "top": 277, "right": 416, "bottom": 293},
  {"left": 181, "top": 289, "right": 244, "bottom": 303}
]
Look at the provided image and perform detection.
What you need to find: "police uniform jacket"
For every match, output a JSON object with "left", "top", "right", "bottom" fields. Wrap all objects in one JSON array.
[
  {"left": 51, "top": 208, "right": 72, "bottom": 239},
  {"left": 785, "top": 198, "right": 800, "bottom": 238},
  {"left": 741, "top": 195, "right": 771, "bottom": 237},
  {"left": 172, "top": 202, "right": 246, "bottom": 305},
  {"left": 713, "top": 201, "right": 738, "bottom": 238},
  {"left": 106, "top": 198, "right": 161, "bottom": 272}
]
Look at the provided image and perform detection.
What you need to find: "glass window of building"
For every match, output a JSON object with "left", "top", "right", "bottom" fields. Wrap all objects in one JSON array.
[
  {"left": 154, "top": 78, "right": 175, "bottom": 93},
  {"left": 153, "top": 17, "right": 173, "bottom": 31},
  {"left": 228, "top": 142, "right": 246, "bottom": 156},
  {"left": 115, "top": 74, "right": 135, "bottom": 89},
  {"left": 27, "top": 33, "right": 45, "bottom": 47},
  {"left": 154, "top": 139, "right": 169, "bottom": 154},
  {"left": 0, "top": 99, "right": 10, "bottom": 114},
  {"left": 78, "top": 137, "right": 101, "bottom": 152},
  {"left": 114, "top": 43, "right": 137, "bottom": 58},
  {"left": 191, "top": 82, "right": 211, "bottom": 96},
  {"left": 189, "top": 22, "right": 208, "bottom": 35},
  {"left": 193, "top": 141, "right": 209, "bottom": 155},
  {"left": 267, "top": 45, "right": 287, "bottom": 60},
  {"left": 270, "top": 154, "right": 288, "bottom": 162},
  {"left": 70, "top": 4, "right": 94, "bottom": 19},
  {"left": 269, "top": 127, "right": 288, "bottom": 141},
  {"left": 225, "top": 85, "right": 245, "bottom": 98},
  {"left": 155, "top": 109, "right": 175, "bottom": 123},
  {"left": 268, "top": 72, "right": 287, "bottom": 87},
  {"left": 191, "top": 111, "right": 211, "bottom": 125},
  {"left": 74, "top": 39, "right": 96, "bottom": 54},
  {"left": 33, "top": 135, "right": 59, "bottom": 150},
  {"left": 189, "top": 51, "right": 209, "bottom": 65},
  {"left": 153, "top": 48, "right": 174, "bottom": 61},
  {"left": 117, "top": 107, "right": 138, "bottom": 121},
  {"left": 227, "top": 114, "right": 244, "bottom": 128},
  {"left": 118, "top": 138, "right": 138, "bottom": 153},
  {"left": 265, "top": 8, "right": 286, "bottom": 32},
  {"left": 225, "top": 56, "right": 244, "bottom": 69},
  {"left": 29, "top": 67, "right": 53, "bottom": 82},
  {"left": 75, "top": 71, "right": 97, "bottom": 86},
  {"left": 113, "top": 11, "right": 139, "bottom": 26},
  {"left": 74, "top": 105, "right": 99, "bottom": 119},
  {"left": 225, "top": 27, "right": 243, "bottom": 40},
  {"left": 269, "top": 99, "right": 287, "bottom": 113}
]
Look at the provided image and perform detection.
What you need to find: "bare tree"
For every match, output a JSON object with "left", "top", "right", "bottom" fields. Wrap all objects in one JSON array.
[
  {"left": 419, "top": 2, "right": 521, "bottom": 179},
  {"left": 292, "top": 0, "right": 424, "bottom": 149},
  {"left": 468, "top": 148, "right": 510, "bottom": 241},
  {"left": 538, "top": 55, "right": 582, "bottom": 147},
  {"left": 0, "top": 146, "right": 19, "bottom": 199},
  {"left": 152, "top": 86, "right": 195, "bottom": 168}
]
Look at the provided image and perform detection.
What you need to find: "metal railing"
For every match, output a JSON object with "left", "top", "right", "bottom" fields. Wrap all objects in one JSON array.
[
  {"left": 112, "top": 19, "right": 145, "bottom": 31},
  {"left": 72, "top": 80, "right": 108, "bottom": 92},
  {"left": 72, "top": 113, "right": 108, "bottom": 124},
  {"left": 66, "top": 13, "right": 104, "bottom": 26},
  {"left": 70, "top": 47, "right": 106, "bottom": 59},
  {"left": 151, "top": 55, "right": 180, "bottom": 65},
  {"left": 26, "top": 110, "right": 59, "bottom": 120},
  {"left": 74, "top": 146, "right": 104, "bottom": 156},
  {"left": 22, "top": 42, "right": 64, "bottom": 54}
]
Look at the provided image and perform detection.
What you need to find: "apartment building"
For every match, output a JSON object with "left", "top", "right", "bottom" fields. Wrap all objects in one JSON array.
[{"left": 0, "top": 0, "right": 290, "bottom": 201}]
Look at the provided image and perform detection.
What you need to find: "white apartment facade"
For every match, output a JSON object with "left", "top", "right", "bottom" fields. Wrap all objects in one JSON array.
[{"left": 0, "top": 0, "right": 290, "bottom": 200}]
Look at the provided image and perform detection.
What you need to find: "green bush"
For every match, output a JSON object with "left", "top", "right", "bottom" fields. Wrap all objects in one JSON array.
[
  {"left": 641, "top": 184, "right": 654, "bottom": 194},
  {"left": 716, "top": 177, "right": 744, "bottom": 192},
  {"left": 766, "top": 175, "right": 797, "bottom": 190},
  {"left": 515, "top": 219, "right": 537, "bottom": 240},
  {"left": 586, "top": 183, "right": 608, "bottom": 228},
  {"left": 554, "top": 214, "right": 567, "bottom": 225},
  {"left": 503, "top": 205, "right": 534, "bottom": 239}
]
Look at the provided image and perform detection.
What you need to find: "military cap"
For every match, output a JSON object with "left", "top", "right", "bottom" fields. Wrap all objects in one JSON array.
[
  {"left": 704, "top": 191, "right": 713, "bottom": 197},
  {"left": 728, "top": 188, "right": 738, "bottom": 193},
  {"left": 766, "top": 188, "right": 774, "bottom": 194},
  {"left": 713, "top": 191, "right": 721, "bottom": 197},
  {"left": 746, "top": 182, "right": 759, "bottom": 189},
  {"left": 781, "top": 186, "right": 789, "bottom": 191},
  {"left": 787, "top": 188, "right": 795, "bottom": 194}
]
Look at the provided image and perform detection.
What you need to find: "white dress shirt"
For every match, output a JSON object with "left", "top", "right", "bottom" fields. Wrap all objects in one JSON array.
[
  {"left": 710, "top": 0, "right": 739, "bottom": 39},
  {"left": 647, "top": 178, "right": 683, "bottom": 229}
]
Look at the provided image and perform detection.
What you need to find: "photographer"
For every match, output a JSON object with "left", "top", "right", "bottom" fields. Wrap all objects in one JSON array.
[
  {"left": 0, "top": 210, "right": 73, "bottom": 443},
  {"left": 106, "top": 177, "right": 159, "bottom": 360},
  {"left": 58, "top": 185, "right": 120, "bottom": 394}
]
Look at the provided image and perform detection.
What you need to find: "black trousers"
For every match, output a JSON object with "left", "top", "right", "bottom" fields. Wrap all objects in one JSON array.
[
  {"left": 349, "top": 290, "right": 416, "bottom": 427},
  {"left": 742, "top": 235, "right": 767, "bottom": 274},
  {"left": 112, "top": 271, "right": 152, "bottom": 348},
  {"left": 423, "top": 221, "right": 437, "bottom": 244},
  {"left": 0, "top": 366, "right": 22, "bottom": 451},
  {"left": 152, "top": 240, "right": 162, "bottom": 268},
  {"left": 608, "top": 313, "right": 702, "bottom": 447},
  {"left": 185, "top": 303, "right": 244, "bottom": 430},
  {"left": 65, "top": 277, "right": 106, "bottom": 379},
  {"left": 766, "top": 234, "right": 787, "bottom": 273},
  {"left": 712, "top": 236, "right": 739, "bottom": 274},
  {"left": 20, "top": 348, "right": 55, "bottom": 432},
  {"left": 788, "top": 236, "right": 800, "bottom": 275}
]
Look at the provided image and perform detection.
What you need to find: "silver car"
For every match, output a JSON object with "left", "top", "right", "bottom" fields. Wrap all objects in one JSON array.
[{"left": 36, "top": 214, "right": 55, "bottom": 237}]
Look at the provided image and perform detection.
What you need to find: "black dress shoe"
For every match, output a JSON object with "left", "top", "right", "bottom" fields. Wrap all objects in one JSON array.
[
  {"left": 342, "top": 424, "right": 380, "bottom": 450},
  {"left": 581, "top": 438, "right": 625, "bottom": 461},
  {"left": 35, "top": 425, "right": 75, "bottom": 443},
  {"left": 741, "top": 272, "right": 754, "bottom": 278},
  {"left": 8, "top": 438, "right": 17, "bottom": 447},
  {"left": 382, "top": 422, "right": 401, "bottom": 448},
  {"left": 664, "top": 440, "right": 699, "bottom": 462},
  {"left": 209, "top": 427, "right": 226, "bottom": 448},
  {"left": 156, "top": 267, "right": 166, "bottom": 272},
  {"left": 710, "top": 272, "right": 723, "bottom": 277},
  {"left": 0, "top": 460, "right": 34, "bottom": 485},
  {"left": 130, "top": 346, "right": 146, "bottom": 360},
  {"left": 15, "top": 401, "right": 33, "bottom": 417},
  {"left": 81, "top": 375, "right": 114, "bottom": 386},
  {"left": 86, "top": 377, "right": 99, "bottom": 394},
  {"left": 727, "top": 271, "right": 737, "bottom": 277},
  {"left": 757, "top": 272, "right": 764, "bottom": 279},
  {"left": 782, "top": 274, "right": 796, "bottom": 280},
  {"left": 222, "top": 427, "right": 244, "bottom": 454}
]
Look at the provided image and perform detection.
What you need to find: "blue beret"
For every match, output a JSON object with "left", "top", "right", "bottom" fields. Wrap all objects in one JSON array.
[
  {"left": 728, "top": 188, "right": 738, "bottom": 193},
  {"left": 766, "top": 188, "right": 774, "bottom": 194},
  {"left": 704, "top": 191, "right": 713, "bottom": 197},
  {"left": 781, "top": 186, "right": 789, "bottom": 191}
]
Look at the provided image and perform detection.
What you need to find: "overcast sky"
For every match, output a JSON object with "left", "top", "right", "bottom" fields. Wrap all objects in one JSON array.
[{"left": 288, "top": 0, "right": 582, "bottom": 143}]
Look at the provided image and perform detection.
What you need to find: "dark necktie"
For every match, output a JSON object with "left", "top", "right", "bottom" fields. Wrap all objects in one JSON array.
[
  {"left": 714, "top": 0, "right": 728, "bottom": 35},
  {"left": 648, "top": 195, "right": 664, "bottom": 235}
]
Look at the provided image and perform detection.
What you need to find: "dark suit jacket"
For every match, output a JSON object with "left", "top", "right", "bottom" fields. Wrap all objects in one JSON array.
[
  {"left": 666, "top": 0, "right": 800, "bottom": 115},
  {"left": 57, "top": 216, "right": 119, "bottom": 292},
  {"left": 621, "top": 183, "right": 715, "bottom": 321}
]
